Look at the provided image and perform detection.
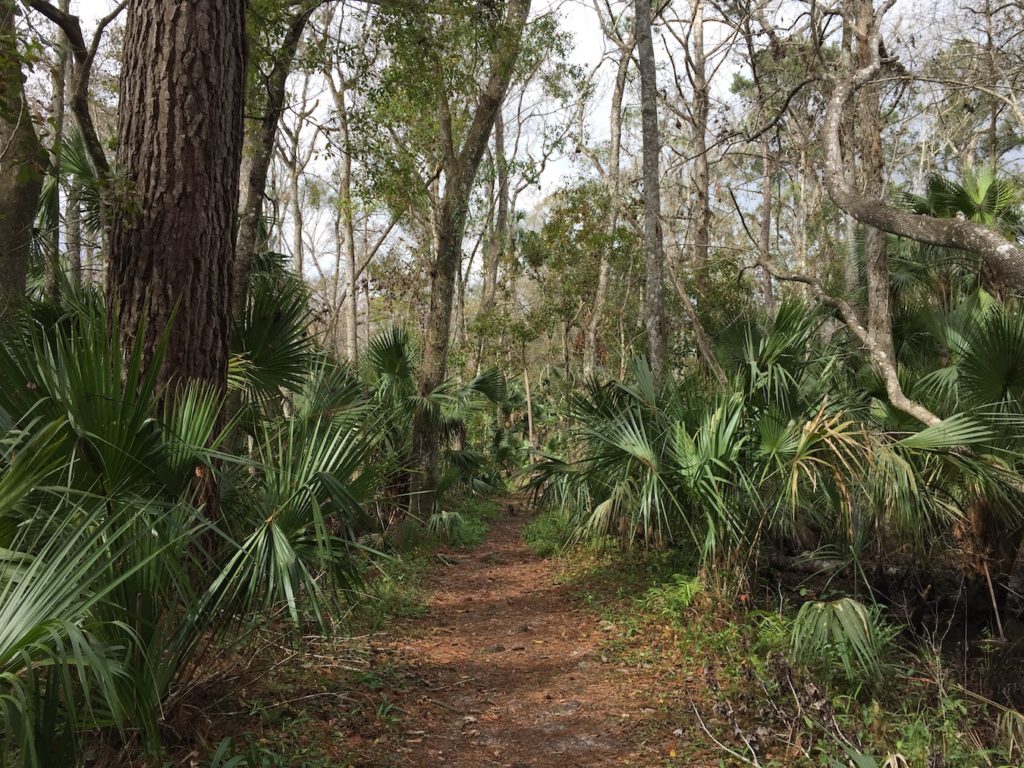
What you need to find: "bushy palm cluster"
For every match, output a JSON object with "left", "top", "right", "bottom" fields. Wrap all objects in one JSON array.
[
  {"left": 529, "top": 293, "right": 1024, "bottom": 569},
  {"left": 0, "top": 264, "right": 505, "bottom": 764}
]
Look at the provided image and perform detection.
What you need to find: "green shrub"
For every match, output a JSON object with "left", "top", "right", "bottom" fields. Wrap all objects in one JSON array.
[
  {"left": 641, "top": 573, "right": 703, "bottom": 620},
  {"left": 790, "top": 597, "right": 898, "bottom": 690},
  {"left": 523, "top": 510, "right": 575, "bottom": 556}
]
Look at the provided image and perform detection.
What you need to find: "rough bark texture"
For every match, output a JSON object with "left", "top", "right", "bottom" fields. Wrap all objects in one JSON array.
[
  {"left": 822, "top": 0, "right": 1024, "bottom": 295},
  {"left": 635, "top": 0, "right": 667, "bottom": 379},
  {"left": 0, "top": 0, "right": 46, "bottom": 327},
  {"left": 409, "top": 0, "right": 532, "bottom": 518},
  {"left": 852, "top": 0, "right": 895, "bottom": 382},
  {"left": 234, "top": 6, "right": 311, "bottom": 313},
  {"left": 107, "top": 0, "right": 247, "bottom": 391}
]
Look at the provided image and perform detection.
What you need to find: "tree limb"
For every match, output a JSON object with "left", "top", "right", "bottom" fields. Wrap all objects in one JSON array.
[
  {"left": 821, "top": 0, "right": 1024, "bottom": 295},
  {"left": 24, "top": 0, "right": 123, "bottom": 178}
]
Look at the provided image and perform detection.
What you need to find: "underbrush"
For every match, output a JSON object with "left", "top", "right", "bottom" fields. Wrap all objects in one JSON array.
[
  {"left": 183, "top": 496, "right": 506, "bottom": 766},
  {"left": 543, "top": 543, "right": 1024, "bottom": 767},
  {"left": 426, "top": 495, "right": 501, "bottom": 549},
  {"left": 522, "top": 508, "right": 577, "bottom": 556}
]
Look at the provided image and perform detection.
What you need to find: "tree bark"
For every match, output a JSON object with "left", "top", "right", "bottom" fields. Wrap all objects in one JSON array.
[
  {"left": 758, "top": 136, "right": 776, "bottom": 314},
  {"left": 822, "top": 0, "right": 1024, "bottom": 295},
  {"left": 480, "top": 110, "right": 508, "bottom": 313},
  {"left": 585, "top": 38, "right": 631, "bottom": 378},
  {"left": 234, "top": 5, "right": 312, "bottom": 314},
  {"left": 688, "top": 0, "right": 710, "bottom": 297},
  {"left": 852, "top": 0, "right": 895, "bottom": 374},
  {"left": 0, "top": 0, "right": 46, "bottom": 327},
  {"left": 635, "top": 0, "right": 667, "bottom": 379},
  {"left": 41, "top": 0, "right": 70, "bottom": 302},
  {"left": 409, "top": 0, "right": 532, "bottom": 518},
  {"left": 106, "top": 0, "right": 247, "bottom": 392}
]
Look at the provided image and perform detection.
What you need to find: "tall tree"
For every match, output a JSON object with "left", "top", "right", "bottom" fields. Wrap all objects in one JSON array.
[
  {"left": 634, "top": 0, "right": 666, "bottom": 378},
  {"left": 409, "top": 0, "right": 532, "bottom": 516},
  {"left": 687, "top": 0, "right": 711, "bottom": 297},
  {"left": 0, "top": 0, "right": 45, "bottom": 327},
  {"left": 106, "top": 0, "right": 247, "bottom": 391},
  {"left": 582, "top": 0, "right": 632, "bottom": 378},
  {"left": 821, "top": 0, "right": 1024, "bottom": 294},
  {"left": 234, "top": 0, "right": 316, "bottom": 313}
]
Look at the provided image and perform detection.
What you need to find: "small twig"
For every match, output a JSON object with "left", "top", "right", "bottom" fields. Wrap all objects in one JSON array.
[
  {"left": 427, "top": 676, "right": 477, "bottom": 692},
  {"left": 219, "top": 691, "right": 350, "bottom": 717},
  {"left": 982, "top": 561, "right": 1006, "bottom": 642},
  {"left": 690, "top": 701, "right": 760, "bottom": 766}
]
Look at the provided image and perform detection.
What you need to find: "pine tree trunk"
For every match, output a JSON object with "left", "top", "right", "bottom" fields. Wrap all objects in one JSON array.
[
  {"left": 0, "top": 0, "right": 46, "bottom": 328},
  {"left": 107, "top": 0, "right": 246, "bottom": 391}
]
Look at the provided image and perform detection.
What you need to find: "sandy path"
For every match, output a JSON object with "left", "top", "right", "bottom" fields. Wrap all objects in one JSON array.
[{"left": 353, "top": 507, "right": 685, "bottom": 767}]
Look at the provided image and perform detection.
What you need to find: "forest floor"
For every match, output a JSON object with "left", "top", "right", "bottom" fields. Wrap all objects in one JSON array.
[
  {"left": 188, "top": 499, "right": 1020, "bottom": 767},
  {"left": 339, "top": 504, "right": 710, "bottom": 767},
  {"left": 205, "top": 500, "right": 727, "bottom": 767}
]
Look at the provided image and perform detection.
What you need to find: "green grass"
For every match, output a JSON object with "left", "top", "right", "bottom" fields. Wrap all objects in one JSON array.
[
  {"left": 430, "top": 494, "right": 501, "bottom": 549},
  {"left": 522, "top": 509, "right": 576, "bottom": 556},
  {"left": 549, "top": 545, "right": 1022, "bottom": 767}
]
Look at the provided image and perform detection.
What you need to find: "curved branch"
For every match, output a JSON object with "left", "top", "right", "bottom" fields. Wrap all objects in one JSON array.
[
  {"left": 24, "top": 0, "right": 124, "bottom": 178},
  {"left": 765, "top": 263, "right": 940, "bottom": 428},
  {"left": 821, "top": 0, "right": 1024, "bottom": 294}
]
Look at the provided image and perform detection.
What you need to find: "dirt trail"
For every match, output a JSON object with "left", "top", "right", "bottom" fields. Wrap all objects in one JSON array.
[{"left": 352, "top": 507, "right": 687, "bottom": 768}]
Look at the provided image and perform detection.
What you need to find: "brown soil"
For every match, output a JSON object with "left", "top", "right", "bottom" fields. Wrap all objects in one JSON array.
[{"left": 346, "top": 508, "right": 703, "bottom": 768}]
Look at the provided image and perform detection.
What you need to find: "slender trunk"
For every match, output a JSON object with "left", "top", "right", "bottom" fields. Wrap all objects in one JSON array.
[
  {"left": 523, "top": 367, "right": 536, "bottom": 451},
  {"left": 758, "top": 136, "right": 776, "bottom": 314},
  {"left": 635, "top": 0, "right": 667, "bottom": 379},
  {"left": 481, "top": 112, "right": 508, "bottom": 312},
  {"left": 339, "top": 103, "right": 358, "bottom": 362},
  {"left": 690, "top": 0, "right": 710, "bottom": 297},
  {"left": 43, "top": 0, "right": 71, "bottom": 302},
  {"left": 666, "top": 238, "right": 727, "bottom": 386},
  {"left": 67, "top": 184, "right": 81, "bottom": 287},
  {"left": 409, "top": 0, "right": 531, "bottom": 518},
  {"left": 290, "top": 159, "right": 303, "bottom": 275},
  {"left": 853, "top": 0, "right": 892, "bottom": 365},
  {"left": 363, "top": 262, "right": 371, "bottom": 348},
  {"left": 0, "top": 0, "right": 46, "bottom": 327},
  {"left": 107, "top": 0, "right": 246, "bottom": 392},
  {"left": 234, "top": 7, "right": 311, "bottom": 313},
  {"left": 585, "top": 41, "right": 631, "bottom": 378}
]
